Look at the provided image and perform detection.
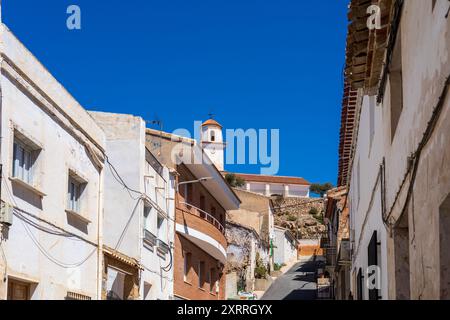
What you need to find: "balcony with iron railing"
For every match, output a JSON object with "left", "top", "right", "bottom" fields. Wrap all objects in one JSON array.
[
  {"left": 178, "top": 201, "right": 225, "bottom": 235},
  {"left": 175, "top": 201, "right": 227, "bottom": 263}
]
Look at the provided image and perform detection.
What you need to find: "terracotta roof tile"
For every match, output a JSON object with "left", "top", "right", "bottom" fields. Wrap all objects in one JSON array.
[
  {"left": 202, "top": 119, "right": 222, "bottom": 128},
  {"left": 231, "top": 173, "right": 310, "bottom": 186}
]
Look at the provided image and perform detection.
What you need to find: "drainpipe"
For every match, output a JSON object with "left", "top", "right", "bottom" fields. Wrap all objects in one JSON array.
[{"left": 96, "top": 166, "right": 104, "bottom": 300}]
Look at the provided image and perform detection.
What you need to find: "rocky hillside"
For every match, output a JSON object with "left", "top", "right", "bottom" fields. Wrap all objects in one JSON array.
[{"left": 271, "top": 196, "right": 326, "bottom": 239}]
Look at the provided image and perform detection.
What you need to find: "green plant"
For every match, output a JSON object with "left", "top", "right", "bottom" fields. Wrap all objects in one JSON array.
[
  {"left": 273, "top": 263, "right": 286, "bottom": 271},
  {"left": 315, "top": 213, "right": 324, "bottom": 225},
  {"left": 254, "top": 253, "right": 268, "bottom": 279},
  {"left": 255, "top": 265, "right": 268, "bottom": 279},
  {"left": 287, "top": 215, "right": 297, "bottom": 222},
  {"left": 225, "top": 173, "right": 246, "bottom": 188},
  {"left": 309, "top": 207, "right": 319, "bottom": 215},
  {"left": 310, "top": 182, "right": 334, "bottom": 197}
]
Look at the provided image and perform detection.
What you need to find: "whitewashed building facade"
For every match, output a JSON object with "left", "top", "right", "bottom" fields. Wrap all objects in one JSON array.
[
  {"left": 273, "top": 226, "right": 298, "bottom": 266},
  {"left": 342, "top": 0, "right": 450, "bottom": 300},
  {"left": 90, "top": 112, "right": 176, "bottom": 300},
  {"left": 0, "top": 24, "right": 106, "bottom": 300}
]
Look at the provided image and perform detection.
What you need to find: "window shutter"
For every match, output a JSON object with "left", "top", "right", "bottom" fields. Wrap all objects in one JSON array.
[{"left": 368, "top": 231, "right": 379, "bottom": 300}]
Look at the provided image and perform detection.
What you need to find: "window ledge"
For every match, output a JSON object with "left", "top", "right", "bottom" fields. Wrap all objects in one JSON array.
[
  {"left": 9, "top": 177, "right": 46, "bottom": 197},
  {"left": 65, "top": 209, "right": 91, "bottom": 224}
]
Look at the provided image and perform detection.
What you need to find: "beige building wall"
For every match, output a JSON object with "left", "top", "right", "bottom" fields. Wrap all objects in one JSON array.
[{"left": 227, "top": 189, "right": 273, "bottom": 243}]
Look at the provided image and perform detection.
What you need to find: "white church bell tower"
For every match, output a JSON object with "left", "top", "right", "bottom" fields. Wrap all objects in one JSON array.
[{"left": 201, "top": 117, "right": 225, "bottom": 171}]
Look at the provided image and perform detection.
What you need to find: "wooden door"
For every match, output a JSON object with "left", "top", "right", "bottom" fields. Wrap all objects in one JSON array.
[{"left": 7, "top": 280, "right": 30, "bottom": 300}]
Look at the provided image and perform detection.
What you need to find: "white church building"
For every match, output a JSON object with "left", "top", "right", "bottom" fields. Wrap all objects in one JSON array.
[{"left": 200, "top": 118, "right": 311, "bottom": 198}]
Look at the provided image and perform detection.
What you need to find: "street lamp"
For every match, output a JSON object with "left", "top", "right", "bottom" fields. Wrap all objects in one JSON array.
[{"left": 176, "top": 177, "right": 213, "bottom": 192}]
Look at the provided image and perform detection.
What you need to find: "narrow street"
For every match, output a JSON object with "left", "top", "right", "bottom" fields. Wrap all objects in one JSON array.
[{"left": 261, "top": 260, "right": 318, "bottom": 300}]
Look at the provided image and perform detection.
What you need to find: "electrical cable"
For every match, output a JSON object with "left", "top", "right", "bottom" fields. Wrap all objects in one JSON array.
[
  {"left": 161, "top": 244, "right": 173, "bottom": 272},
  {"left": 2, "top": 172, "right": 98, "bottom": 268},
  {"left": 382, "top": 74, "right": 450, "bottom": 229},
  {"left": 105, "top": 155, "right": 142, "bottom": 200},
  {"left": 104, "top": 153, "right": 177, "bottom": 269},
  {"left": 1, "top": 171, "right": 95, "bottom": 243},
  {"left": 141, "top": 263, "right": 174, "bottom": 282}
]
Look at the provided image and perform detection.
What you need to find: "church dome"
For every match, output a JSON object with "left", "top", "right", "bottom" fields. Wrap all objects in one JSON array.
[{"left": 201, "top": 118, "right": 222, "bottom": 128}]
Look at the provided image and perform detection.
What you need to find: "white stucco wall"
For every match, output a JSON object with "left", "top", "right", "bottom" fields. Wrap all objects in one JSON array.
[
  {"left": 90, "top": 111, "right": 175, "bottom": 300},
  {"left": 0, "top": 25, "right": 105, "bottom": 300},
  {"left": 348, "top": 1, "right": 450, "bottom": 300},
  {"left": 273, "top": 228, "right": 297, "bottom": 265},
  {"left": 349, "top": 95, "right": 388, "bottom": 300},
  {"left": 247, "top": 182, "right": 309, "bottom": 198},
  {"left": 141, "top": 162, "right": 175, "bottom": 300},
  {"left": 380, "top": 0, "right": 450, "bottom": 299}
]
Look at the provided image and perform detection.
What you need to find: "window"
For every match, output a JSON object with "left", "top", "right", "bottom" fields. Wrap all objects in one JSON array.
[
  {"left": 200, "top": 195, "right": 206, "bottom": 211},
  {"left": 67, "top": 173, "right": 86, "bottom": 214},
  {"left": 184, "top": 252, "right": 192, "bottom": 283},
  {"left": 198, "top": 261, "right": 205, "bottom": 288},
  {"left": 143, "top": 205, "right": 152, "bottom": 230},
  {"left": 357, "top": 268, "right": 363, "bottom": 300},
  {"left": 367, "top": 231, "right": 379, "bottom": 300},
  {"left": 67, "top": 177, "right": 81, "bottom": 213},
  {"left": 200, "top": 195, "right": 206, "bottom": 218},
  {"left": 389, "top": 26, "right": 403, "bottom": 142},
  {"left": 210, "top": 131, "right": 216, "bottom": 142},
  {"left": 106, "top": 267, "right": 126, "bottom": 300},
  {"left": 157, "top": 213, "right": 167, "bottom": 243},
  {"left": 211, "top": 206, "right": 218, "bottom": 224},
  {"left": 184, "top": 183, "right": 193, "bottom": 204},
  {"left": 143, "top": 205, "right": 157, "bottom": 248},
  {"left": 206, "top": 266, "right": 211, "bottom": 289},
  {"left": 13, "top": 139, "right": 33, "bottom": 184},
  {"left": 209, "top": 268, "right": 215, "bottom": 293}
]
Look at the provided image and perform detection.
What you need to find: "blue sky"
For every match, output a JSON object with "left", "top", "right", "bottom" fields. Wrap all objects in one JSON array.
[{"left": 3, "top": 0, "right": 349, "bottom": 185}]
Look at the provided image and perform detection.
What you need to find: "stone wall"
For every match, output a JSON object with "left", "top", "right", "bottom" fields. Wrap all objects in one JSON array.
[{"left": 271, "top": 196, "right": 325, "bottom": 239}]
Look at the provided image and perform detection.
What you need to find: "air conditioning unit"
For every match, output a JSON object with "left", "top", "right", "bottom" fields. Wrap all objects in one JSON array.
[{"left": 0, "top": 203, "right": 13, "bottom": 226}]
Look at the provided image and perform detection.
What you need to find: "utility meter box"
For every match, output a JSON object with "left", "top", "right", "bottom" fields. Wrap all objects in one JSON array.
[{"left": 0, "top": 203, "right": 13, "bottom": 226}]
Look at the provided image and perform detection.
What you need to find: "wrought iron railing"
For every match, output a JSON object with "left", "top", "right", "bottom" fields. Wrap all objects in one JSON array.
[{"left": 178, "top": 201, "right": 225, "bottom": 235}]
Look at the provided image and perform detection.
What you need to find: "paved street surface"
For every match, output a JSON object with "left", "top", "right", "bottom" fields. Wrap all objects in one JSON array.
[{"left": 261, "top": 260, "right": 318, "bottom": 300}]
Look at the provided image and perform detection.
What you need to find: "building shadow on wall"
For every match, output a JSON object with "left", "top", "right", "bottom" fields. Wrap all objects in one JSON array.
[{"left": 11, "top": 182, "right": 43, "bottom": 210}]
